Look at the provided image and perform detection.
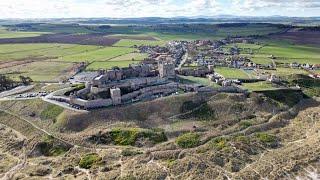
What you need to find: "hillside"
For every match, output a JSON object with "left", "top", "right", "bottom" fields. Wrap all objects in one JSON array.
[{"left": 0, "top": 90, "right": 319, "bottom": 179}]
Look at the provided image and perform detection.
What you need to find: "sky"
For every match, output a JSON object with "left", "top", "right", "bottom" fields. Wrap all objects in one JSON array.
[{"left": 0, "top": 0, "right": 319, "bottom": 19}]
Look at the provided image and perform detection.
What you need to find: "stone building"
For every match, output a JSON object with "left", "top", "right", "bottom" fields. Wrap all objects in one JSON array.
[
  {"left": 158, "top": 62, "right": 175, "bottom": 79},
  {"left": 110, "top": 88, "right": 121, "bottom": 105}
]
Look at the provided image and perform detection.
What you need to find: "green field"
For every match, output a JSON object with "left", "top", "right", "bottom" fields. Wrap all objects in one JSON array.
[
  {"left": 265, "top": 68, "right": 309, "bottom": 77},
  {"left": 114, "top": 39, "right": 166, "bottom": 47},
  {"left": 251, "top": 40, "right": 320, "bottom": 64},
  {"left": 60, "top": 46, "right": 136, "bottom": 62},
  {"left": 215, "top": 67, "right": 251, "bottom": 79},
  {"left": 86, "top": 52, "right": 148, "bottom": 70},
  {"left": 0, "top": 44, "right": 101, "bottom": 61},
  {"left": 0, "top": 28, "right": 48, "bottom": 39},
  {"left": 86, "top": 60, "right": 141, "bottom": 70},
  {"left": 251, "top": 54, "right": 273, "bottom": 65},
  {"left": 0, "top": 61, "right": 74, "bottom": 81},
  {"left": 109, "top": 53, "right": 148, "bottom": 61},
  {"left": 242, "top": 81, "right": 277, "bottom": 91}
]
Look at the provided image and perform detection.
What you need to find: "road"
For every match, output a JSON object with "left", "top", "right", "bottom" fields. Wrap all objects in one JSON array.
[
  {"left": 0, "top": 85, "right": 35, "bottom": 98},
  {"left": 177, "top": 51, "right": 188, "bottom": 70}
]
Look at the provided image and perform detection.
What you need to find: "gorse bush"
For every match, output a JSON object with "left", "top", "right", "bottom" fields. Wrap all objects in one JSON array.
[
  {"left": 110, "top": 128, "right": 167, "bottom": 146},
  {"left": 176, "top": 132, "right": 200, "bottom": 148},
  {"left": 211, "top": 137, "right": 229, "bottom": 150},
  {"left": 79, "top": 153, "right": 102, "bottom": 169}
]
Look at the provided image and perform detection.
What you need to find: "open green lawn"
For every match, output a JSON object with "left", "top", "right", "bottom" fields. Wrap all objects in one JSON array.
[
  {"left": 0, "top": 28, "right": 48, "bottom": 39},
  {"left": 0, "top": 61, "right": 74, "bottom": 81},
  {"left": 215, "top": 67, "right": 251, "bottom": 79},
  {"left": 114, "top": 39, "right": 166, "bottom": 47},
  {"left": 242, "top": 81, "right": 277, "bottom": 91},
  {"left": 86, "top": 60, "right": 141, "bottom": 70}
]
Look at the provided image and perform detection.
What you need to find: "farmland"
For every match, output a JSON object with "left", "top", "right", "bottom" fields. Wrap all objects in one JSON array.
[
  {"left": 86, "top": 52, "right": 148, "bottom": 70},
  {"left": 0, "top": 61, "right": 74, "bottom": 81},
  {"left": 114, "top": 39, "right": 166, "bottom": 47},
  {"left": 0, "top": 19, "right": 319, "bottom": 180},
  {"left": 227, "top": 40, "right": 320, "bottom": 65},
  {"left": 0, "top": 28, "right": 48, "bottom": 39},
  {"left": 86, "top": 61, "right": 140, "bottom": 70},
  {"left": 60, "top": 46, "right": 136, "bottom": 62}
]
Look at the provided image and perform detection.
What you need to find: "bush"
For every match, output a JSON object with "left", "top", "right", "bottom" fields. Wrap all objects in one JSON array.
[
  {"left": 37, "top": 135, "right": 68, "bottom": 156},
  {"left": 239, "top": 121, "right": 253, "bottom": 129},
  {"left": 176, "top": 132, "right": 200, "bottom": 148},
  {"left": 121, "top": 148, "right": 143, "bottom": 157},
  {"left": 79, "top": 153, "right": 102, "bottom": 169},
  {"left": 211, "top": 137, "right": 229, "bottom": 150},
  {"left": 110, "top": 128, "right": 140, "bottom": 146},
  {"left": 255, "top": 133, "right": 276, "bottom": 143},
  {"left": 234, "top": 135, "right": 250, "bottom": 144},
  {"left": 110, "top": 128, "right": 167, "bottom": 146},
  {"left": 255, "top": 133, "right": 278, "bottom": 147}
]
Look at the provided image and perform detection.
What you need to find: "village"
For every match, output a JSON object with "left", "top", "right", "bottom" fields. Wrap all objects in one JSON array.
[
  {"left": 1, "top": 37, "right": 319, "bottom": 111},
  {"left": 39, "top": 37, "right": 319, "bottom": 110}
]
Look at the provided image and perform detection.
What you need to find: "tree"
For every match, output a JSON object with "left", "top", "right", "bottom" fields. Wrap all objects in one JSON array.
[
  {"left": 19, "top": 75, "right": 33, "bottom": 85},
  {"left": 0, "top": 75, "right": 15, "bottom": 91}
]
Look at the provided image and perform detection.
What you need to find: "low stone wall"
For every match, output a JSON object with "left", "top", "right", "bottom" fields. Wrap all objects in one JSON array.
[
  {"left": 121, "top": 83, "right": 179, "bottom": 102},
  {"left": 70, "top": 97, "right": 113, "bottom": 109}
]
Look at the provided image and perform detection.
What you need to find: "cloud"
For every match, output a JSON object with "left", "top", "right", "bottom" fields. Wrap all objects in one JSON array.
[
  {"left": 0, "top": 0, "right": 318, "bottom": 18},
  {"left": 232, "top": 0, "right": 320, "bottom": 12}
]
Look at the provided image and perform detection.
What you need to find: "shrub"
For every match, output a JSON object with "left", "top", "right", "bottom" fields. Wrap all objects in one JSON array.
[
  {"left": 211, "top": 137, "right": 229, "bottom": 150},
  {"left": 234, "top": 135, "right": 250, "bottom": 144},
  {"left": 79, "top": 153, "right": 102, "bottom": 169},
  {"left": 37, "top": 135, "right": 68, "bottom": 156},
  {"left": 239, "top": 121, "right": 253, "bottom": 129},
  {"left": 121, "top": 148, "right": 143, "bottom": 157},
  {"left": 176, "top": 132, "right": 200, "bottom": 148},
  {"left": 255, "top": 133, "right": 276, "bottom": 143},
  {"left": 110, "top": 128, "right": 167, "bottom": 146},
  {"left": 110, "top": 128, "right": 140, "bottom": 146},
  {"left": 184, "top": 104, "right": 215, "bottom": 120},
  {"left": 255, "top": 133, "right": 278, "bottom": 148}
]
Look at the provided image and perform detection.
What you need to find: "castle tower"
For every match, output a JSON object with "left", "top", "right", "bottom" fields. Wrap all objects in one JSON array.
[
  {"left": 110, "top": 88, "right": 121, "bottom": 105},
  {"left": 158, "top": 62, "right": 175, "bottom": 79}
]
